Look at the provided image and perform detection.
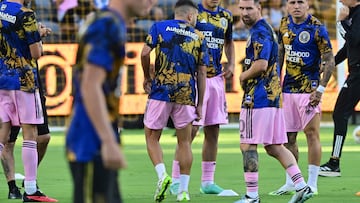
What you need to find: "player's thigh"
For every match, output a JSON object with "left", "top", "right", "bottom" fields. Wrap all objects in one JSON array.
[{"left": 0, "top": 122, "right": 11, "bottom": 144}]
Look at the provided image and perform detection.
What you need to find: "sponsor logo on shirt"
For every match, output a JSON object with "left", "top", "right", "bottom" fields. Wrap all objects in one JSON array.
[
  {"left": 166, "top": 26, "right": 199, "bottom": 40},
  {"left": 0, "top": 11, "right": 16, "bottom": 23},
  {"left": 201, "top": 31, "right": 224, "bottom": 49},
  {"left": 284, "top": 44, "right": 310, "bottom": 63}
]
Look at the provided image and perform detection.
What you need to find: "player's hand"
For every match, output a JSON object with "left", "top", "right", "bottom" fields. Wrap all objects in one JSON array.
[
  {"left": 38, "top": 22, "right": 52, "bottom": 38},
  {"left": 309, "top": 90, "right": 322, "bottom": 107},
  {"left": 221, "top": 63, "right": 234, "bottom": 78},
  {"left": 195, "top": 104, "right": 202, "bottom": 122},
  {"left": 101, "top": 141, "right": 127, "bottom": 170},
  {"left": 143, "top": 79, "right": 151, "bottom": 94}
]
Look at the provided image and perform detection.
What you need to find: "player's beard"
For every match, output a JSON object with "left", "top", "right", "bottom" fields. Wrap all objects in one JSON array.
[{"left": 242, "top": 16, "right": 256, "bottom": 27}]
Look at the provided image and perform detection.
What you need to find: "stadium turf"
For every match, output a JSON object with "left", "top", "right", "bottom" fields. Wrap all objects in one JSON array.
[{"left": 1, "top": 125, "right": 359, "bottom": 203}]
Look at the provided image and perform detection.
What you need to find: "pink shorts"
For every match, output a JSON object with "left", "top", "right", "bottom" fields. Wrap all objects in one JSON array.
[
  {"left": 283, "top": 93, "right": 321, "bottom": 132},
  {"left": 0, "top": 90, "right": 44, "bottom": 126},
  {"left": 193, "top": 75, "right": 228, "bottom": 126},
  {"left": 239, "top": 108, "right": 287, "bottom": 145},
  {"left": 144, "top": 99, "right": 197, "bottom": 129}
]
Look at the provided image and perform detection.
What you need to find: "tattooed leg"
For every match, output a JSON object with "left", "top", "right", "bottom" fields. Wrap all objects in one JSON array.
[{"left": 242, "top": 149, "right": 258, "bottom": 172}]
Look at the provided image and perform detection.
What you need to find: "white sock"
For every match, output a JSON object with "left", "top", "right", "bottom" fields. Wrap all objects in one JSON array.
[
  {"left": 172, "top": 178, "right": 180, "bottom": 184},
  {"left": 285, "top": 172, "right": 294, "bottom": 187},
  {"left": 247, "top": 191, "right": 259, "bottom": 199},
  {"left": 24, "top": 180, "right": 37, "bottom": 195},
  {"left": 307, "top": 165, "right": 319, "bottom": 191},
  {"left": 180, "top": 174, "right": 190, "bottom": 192},
  {"left": 155, "top": 163, "right": 166, "bottom": 179},
  {"left": 201, "top": 181, "right": 214, "bottom": 187}
]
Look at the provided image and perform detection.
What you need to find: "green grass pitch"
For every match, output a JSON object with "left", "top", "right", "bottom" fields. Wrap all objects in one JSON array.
[{"left": 1, "top": 125, "right": 360, "bottom": 203}]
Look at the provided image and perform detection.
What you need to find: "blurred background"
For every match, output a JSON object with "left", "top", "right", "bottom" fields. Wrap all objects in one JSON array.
[
  {"left": 34, "top": 0, "right": 338, "bottom": 43},
  {"left": 32, "top": 0, "right": 358, "bottom": 129}
]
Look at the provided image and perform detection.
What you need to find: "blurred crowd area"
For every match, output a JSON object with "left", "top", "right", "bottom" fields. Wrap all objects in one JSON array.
[{"left": 34, "top": 0, "right": 337, "bottom": 44}]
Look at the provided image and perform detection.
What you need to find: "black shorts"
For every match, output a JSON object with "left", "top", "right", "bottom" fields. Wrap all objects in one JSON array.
[
  {"left": 9, "top": 89, "right": 50, "bottom": 142},
  {"left": 68, "top": 156, "right": 122, "bottom": 203}
]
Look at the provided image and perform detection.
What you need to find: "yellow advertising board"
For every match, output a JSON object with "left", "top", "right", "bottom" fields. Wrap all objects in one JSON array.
[{"left": 39, "top": 41, "right": 359, "bottom": 116}]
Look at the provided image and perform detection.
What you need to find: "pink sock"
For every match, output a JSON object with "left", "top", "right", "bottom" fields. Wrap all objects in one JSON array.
[
  {"left": 244, "top": 172, "right": 258, "bottom": 198},
  {"left": 172, "top": 160, "right": 180, "bottom": 183},
  {"left": 22, "top": 140, "right": 38, "bottom": 181},
  {"left": 286, "top": 165, "right": 306, "bottom": 190},
  {"left": 201, "top": 161, "right": 216, "bottom": 184}
]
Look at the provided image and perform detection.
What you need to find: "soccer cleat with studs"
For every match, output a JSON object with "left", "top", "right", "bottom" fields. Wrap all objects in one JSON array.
[{"left": 23, "top": 190, "right": 58, "bottom": 202}]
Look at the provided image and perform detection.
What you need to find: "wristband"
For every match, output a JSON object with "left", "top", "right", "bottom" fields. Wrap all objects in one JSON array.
[{"left": 316, "top": 85, "right": 325, "bottom": 93}]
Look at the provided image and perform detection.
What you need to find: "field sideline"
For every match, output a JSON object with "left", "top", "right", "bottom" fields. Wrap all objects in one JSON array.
[{"left": 0, "top": 125, "right": 359, "bottom": 203}]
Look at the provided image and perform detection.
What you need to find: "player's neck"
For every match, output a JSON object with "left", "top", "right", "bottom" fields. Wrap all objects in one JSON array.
[
  {"left": 7, "top": 0, "right": 24, "bottom": 4},
  {"left": 352, "top": 2, "right": 360, "bottom": 8},
  {"left": 292, "top": 14, "right": 308, "bottom": 24},
  {"left": 202, "top": 3, "right": 218, "bottom": 12},
  {"left": 109, "top": 1, "right": 130, "bottom": 23}
]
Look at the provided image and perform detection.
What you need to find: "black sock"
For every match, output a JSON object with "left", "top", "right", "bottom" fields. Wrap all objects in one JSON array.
[
  {"left": 329, "top": 157, "right": 340, "bottom": 166},
  {"left": 8, "top": 180, "right": 17, "bottom": 191}
]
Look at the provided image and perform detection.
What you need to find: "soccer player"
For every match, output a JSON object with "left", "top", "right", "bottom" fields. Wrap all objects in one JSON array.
[
  {"left": 269, "top": 0, "right": 335, "bottom": 195},
  {"left": 65, "top": 0, "right": 155, "bottom": 202},
  {"left": 235, "top": 0, "right": 314, "bottom": 202},
  {"left": 319, "top": 0, "right": 360, "bottom": 178},
  {"left": 0, "top": 0, "right": 58, "bottom": 202},
  {"left": 2, "top": 96, "right": 52, "bottom": 200},
  {"left": 0, "top": 18, "right": 54, "bottom": 200},
  {"left": 170, "top": 0, "right": 235, "bottom": 195},
  {"left": 141, "top": 0, "right": 208, "bottom": 201}
]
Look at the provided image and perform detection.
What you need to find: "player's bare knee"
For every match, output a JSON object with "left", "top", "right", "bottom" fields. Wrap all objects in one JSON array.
[{"left": 264, "top": 145, "right": 277, "bottom": 158}]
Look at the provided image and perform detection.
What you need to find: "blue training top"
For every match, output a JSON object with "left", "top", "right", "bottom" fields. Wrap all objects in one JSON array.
[{"left": 66, "top": 8, "right": 125, "bottom": 162}]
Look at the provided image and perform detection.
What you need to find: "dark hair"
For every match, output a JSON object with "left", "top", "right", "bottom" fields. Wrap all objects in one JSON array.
[
  {"left": 175, "top": 0, "right": 198, "bottom": 10},
  {"left": 239, "top": 0, "right": 260, "bottom": 4}
]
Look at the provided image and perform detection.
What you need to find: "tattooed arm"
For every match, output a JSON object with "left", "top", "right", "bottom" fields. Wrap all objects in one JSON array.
[
  {"left": 278, "top": 41, "right": 285, "bottom": 74},
  {"left": 319, "top": 51, "right": 336, "bottom": 87},
  {"left": 309, "top": 51, "right": 336, "bottom": 107}
]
